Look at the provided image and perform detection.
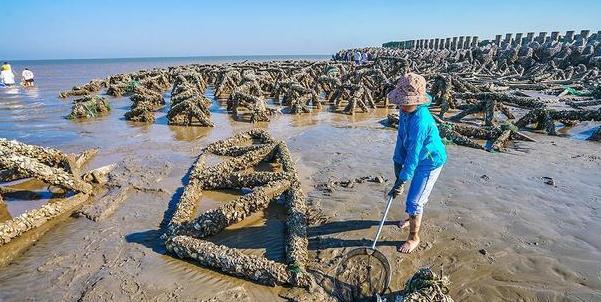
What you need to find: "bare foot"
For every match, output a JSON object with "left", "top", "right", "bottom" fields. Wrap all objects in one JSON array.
[
  {"left": 398, "top": 239, "right": 420, "bottom": 253},
  {"left": 398, "top": 219, "right": 410, "bottom": 229}
]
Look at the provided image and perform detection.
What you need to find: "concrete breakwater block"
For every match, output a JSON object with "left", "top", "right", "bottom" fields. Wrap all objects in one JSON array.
[{"left": 163, "top": 129, "right": 311, "bottom": 288}]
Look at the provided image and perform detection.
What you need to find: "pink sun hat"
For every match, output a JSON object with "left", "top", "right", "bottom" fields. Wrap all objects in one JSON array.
[{"left": 387, "top": 72, "right": 429, "bottom": 105}]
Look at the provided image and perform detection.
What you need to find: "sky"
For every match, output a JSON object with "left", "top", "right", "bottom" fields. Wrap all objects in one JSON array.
[{"left": 0, "top": 0, "right": 599, "bottom": 60}]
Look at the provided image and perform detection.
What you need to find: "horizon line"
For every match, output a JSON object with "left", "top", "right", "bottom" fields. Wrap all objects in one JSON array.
[{"left": 4, "top": 53, "right": 333, "bottom": 63}]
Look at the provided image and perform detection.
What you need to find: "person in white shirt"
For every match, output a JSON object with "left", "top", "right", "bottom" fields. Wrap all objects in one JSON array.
[
  {"left": 353, "top": 50, "right": 361, "bottom": 65},
  {"left": 21, "top": 68, "right": 34, "bottom": 87}
]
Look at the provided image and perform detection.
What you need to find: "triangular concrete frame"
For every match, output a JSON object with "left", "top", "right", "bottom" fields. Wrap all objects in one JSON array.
[
  {"left": 164, "top": 129, "right": 310, "bottom": 287},
  {"left": 0, "top": 140, "right": 100, "bottom": 267}
]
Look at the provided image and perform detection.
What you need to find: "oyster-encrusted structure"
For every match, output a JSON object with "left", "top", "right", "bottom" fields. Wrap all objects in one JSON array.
[
  {"left": 0, "top": 139, "right": 99, "bottom": 248},
  {"left": 227, "top": 73, "right": 275, "bottom": 122},
  {"left": 397, "top": 267, "right": 454, "bottom": 302},
  {"left": 360, "top": 31, "right": 601, "bottom": 152},
  {"left": 387, "top": 113, "right": 534, "bottom": 152},
  {"left": 124, "top": 84, "right": 167, "bottom": 123},
  {"left": 0, "top": 138, "right": 93, "bottom": 192},
  {"left": 0, "top": 193, "right": 90, "bottom": 248},
  {"left": 59, "top": 79, "right": 106, "bottom": 98},
  {"left": 167, "top": 72, "right": 214, "bottom": 126},
  {"left": 516, "top": 108, "right": 601, "bottom": 135},
  {"left": 66, "top": 95, "right": 111, "bottom": 119},
  {"left": 163, "top": 129, "right": 311, "bottom": 288},
  {"left": 57, "top": 31, "right": 600, "bottom": 150}
]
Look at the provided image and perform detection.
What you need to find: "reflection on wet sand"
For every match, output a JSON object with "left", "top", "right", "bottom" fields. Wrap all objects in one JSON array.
[
  {"left": 168, "top": 123, "right": 213, "bottom": 142},
  {"left": 209, "top": 204, "right": 287, "bottom": 261},
  {"left": 1, "top": 179, "right": 54, "bottom": 217},
  {"left": 22, "top": 87, "right": 41, "bottom": 99},
  {"left": 328, "top": 107, "right": 393, "bottom": 125}
]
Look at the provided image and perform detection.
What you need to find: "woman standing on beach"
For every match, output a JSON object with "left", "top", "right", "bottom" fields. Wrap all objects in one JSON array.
[{"left": 387, "top": 73, "right": 447, "bottom": 254}]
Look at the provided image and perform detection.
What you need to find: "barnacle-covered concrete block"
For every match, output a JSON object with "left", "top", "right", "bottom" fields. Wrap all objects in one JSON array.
[
  {"left": 0, "top": 138, "right": 93, "bottom": 192},
  {"left": 166, "top": 235, "right": 310, "bottom": 287},
  {"left": 0, "top": 193, "right": 90, "bottom": 247},
  {"left": 163, "top": 129, "right": 311, "bottom": 288},
  {"left": 66, "top": 95, "right": 111, "bottom": 119},
  {"left": 167, "top": 72, "right": 214, "bottom": 126},
  {"left": 124, "top": 86, "right": 166, "bottom": 123},
  {"left": 58, "top": 79, "right": 106, "bottom": 98}
]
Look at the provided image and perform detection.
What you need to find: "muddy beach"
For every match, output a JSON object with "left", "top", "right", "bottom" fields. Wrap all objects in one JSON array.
[
  {"left": 0, "top": 51, "right": 600, "bottom": 302},
  {"left": 1, "top": 107, "right": 600, "bottom": 301}
]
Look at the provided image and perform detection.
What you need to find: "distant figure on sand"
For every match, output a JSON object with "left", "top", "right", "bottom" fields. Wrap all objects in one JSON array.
[
  {"left": 345, "top": 52, "right": 352, "bottom": 62},
  {"left": 0, "top": 62, "right": 16, "bottom": 86},
  {"left": 353, "top": 50, "right": 361, "bottom": 65},
  {"left": 387, "top": 73, "right": 447, "bottom": 254},
  {"left": 21, "top": 68, "right": 35, "bottom": 87},
  {"left": 361, "top": 51, "right": 368, "bottom": 64}
]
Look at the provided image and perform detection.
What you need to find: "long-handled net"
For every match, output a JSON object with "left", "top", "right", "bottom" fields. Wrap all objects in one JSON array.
[
  {"left": 334, "top": 195, "right": 395, "bottom": 301},
  {"left": 335, "top": 246, "right": 391, "bottom": 301}
]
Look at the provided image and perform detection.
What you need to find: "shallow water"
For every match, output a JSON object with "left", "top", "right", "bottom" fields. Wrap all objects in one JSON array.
[{"left": 0, "top": 56, "right": 600, "bottom": 301}]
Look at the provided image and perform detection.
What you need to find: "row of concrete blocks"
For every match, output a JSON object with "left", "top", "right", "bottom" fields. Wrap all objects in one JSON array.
[
  {"left": 394, "top": 36, "right": 480, "bottom": 51},
  {"left": 392, "top": 30, "right": 599, "bottom": 50},
  {"left": 489, "top": 29, "right": 599, "bottom": 47}
]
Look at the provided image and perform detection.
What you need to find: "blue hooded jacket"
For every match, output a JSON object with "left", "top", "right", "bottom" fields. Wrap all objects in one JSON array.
[{"left": 393, "top": 105, "right": 447, "bottom": 182}]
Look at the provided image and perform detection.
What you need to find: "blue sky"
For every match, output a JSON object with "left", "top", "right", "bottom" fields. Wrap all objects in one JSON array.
[{"left": 0, "top": 0, "right": 599, "bottom": 60}]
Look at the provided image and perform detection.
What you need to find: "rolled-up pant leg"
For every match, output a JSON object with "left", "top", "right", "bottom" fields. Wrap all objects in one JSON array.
[{"left": 405, "top": 166, "right": 443, "bottom": 216}]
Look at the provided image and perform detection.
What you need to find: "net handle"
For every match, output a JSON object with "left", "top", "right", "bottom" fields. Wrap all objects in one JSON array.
[{"left": 371, "top": 195, "right": 394, "bottom": 249}]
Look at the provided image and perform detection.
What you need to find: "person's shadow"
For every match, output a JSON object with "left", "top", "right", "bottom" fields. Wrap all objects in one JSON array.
[
  {"left": 308, "top": 219, "right": 402, "bottom": 250},
  {"left": 125, "top": 161, "right": 191, "bottom": 254}
]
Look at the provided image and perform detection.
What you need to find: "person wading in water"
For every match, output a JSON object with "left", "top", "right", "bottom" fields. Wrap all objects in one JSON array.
[{"left": 387, "top": 73, "right": 447, "bottom": 254}]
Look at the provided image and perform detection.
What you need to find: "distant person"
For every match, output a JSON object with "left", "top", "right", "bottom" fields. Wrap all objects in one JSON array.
[
  {"left": 1, "top": 62, "right": 11, "bottom": 72},
  {"left": 387, "top": 73, "right": 447, "bottom": 254},
  {"left": 361, "top": 51, "right": 368, "bottom": 64},
  {"left": 345, "top": 52, "right": 352, "bottom": 62},
  {"left": 21, "top": 68, "right": 35, "bottom": 87},
  {"left": 0, "top": 64, "right": 16, "bottom": 86},
  {"left": 353, "top": 50, "right": 361, "bottom": 65}
]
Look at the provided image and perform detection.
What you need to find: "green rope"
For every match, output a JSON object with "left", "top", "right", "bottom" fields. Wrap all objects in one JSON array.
[{"left": 561, "top": 85, "right": 589, "bottom": 96}]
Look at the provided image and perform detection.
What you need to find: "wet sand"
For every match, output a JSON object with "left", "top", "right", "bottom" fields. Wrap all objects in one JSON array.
[{"left": 1, "top": 59, "right": 601, "bottom": 301}]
